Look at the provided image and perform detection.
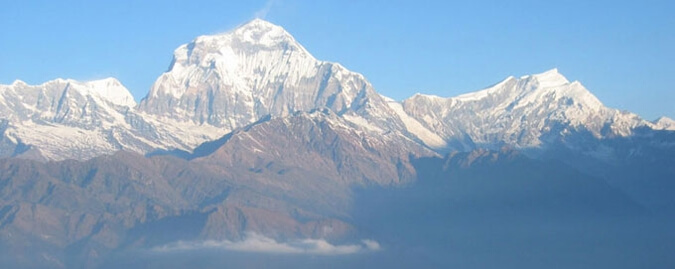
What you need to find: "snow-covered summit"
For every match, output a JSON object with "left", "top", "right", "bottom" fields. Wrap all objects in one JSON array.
[
  {"left": 0, "top": 78, "right": 152, "bottom": 160},
  {"left": 400, "top": 69, "right": 651, "bottom": 150},
  {"left": 654, "top": 116, "right": 675, "bottom": 130},
  {"left": 2, "top": 78, "right": 136, "bottom": 108},
  {"left": 81, "top": 77, "right": 137, "bottom": 107},
  {"left": 62, "top": 78, "right": 137, "bottom": 107},
  {"left": 231, "top": 18, "right": 304, "bottom": 48},
  {"left": 138, "top": 18, "right": 402, "bottom": 134},
  {"left": 148, "top": 18, "right": 314, "bottom": 99},
  {"left": 522, "top": 68, "right": 570, "bottom": 88}
]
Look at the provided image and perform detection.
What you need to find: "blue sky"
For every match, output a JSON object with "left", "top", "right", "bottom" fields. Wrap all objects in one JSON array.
[{"left": 1, "top": 0, "right": 673, "bottom": 119}]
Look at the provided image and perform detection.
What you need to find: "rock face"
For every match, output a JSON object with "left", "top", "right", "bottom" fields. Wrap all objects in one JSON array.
[{"left": 0, "top": 111, "right": 434, "bottom": 268}]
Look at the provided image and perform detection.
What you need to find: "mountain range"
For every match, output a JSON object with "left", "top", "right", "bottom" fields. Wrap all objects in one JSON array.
[
  {"left": 1, "top": 19, "right": 674, "bottom": 269},
  {"left": 3, "top": 19, "right": 673, "bottom": 162}
]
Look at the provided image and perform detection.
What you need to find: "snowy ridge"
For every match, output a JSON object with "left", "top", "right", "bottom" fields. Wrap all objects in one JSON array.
[
  {"left": 401, "top": 69, "right": 658, "bottom": 150},
  {"left": 81, "top": 78, "right": 137, "bottom": 107},
  {"left": 654, "top": 117, "right": 675, "bottom": 131},
  {"left": 383, "top": 96, "right": 447, "bottom": 149},
  {"left": 141, "top": 19, "right": 346, "bottom": 128},
  {"left": 138, "top": 18, "right": 409, "bottom": 144},
  {"left": 0, "top": 77, "right": 237, "bottom": 160},
  {"left": 524, "top": 68, "right": 569, "bottom": 88},
  {"left": 1, "top": 19, "right": 673, "bottom": 161},
  {"left": 0, "top": 77, "right": 173, "bottom": 160},
  {"left": 3, "top": 78, "right": 136, "bottom": 107}
]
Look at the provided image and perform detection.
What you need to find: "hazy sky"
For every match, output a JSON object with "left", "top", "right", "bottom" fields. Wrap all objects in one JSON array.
[{"left": 1, "top": 0, "right": 673, "bottom": 119}]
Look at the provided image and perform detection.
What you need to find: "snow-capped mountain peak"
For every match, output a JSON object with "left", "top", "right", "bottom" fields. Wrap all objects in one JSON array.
[
  {"left": 138, "top": 18, "right": 402, "bottom": 135},
  {"left": 1, "top": 77, "right": 135, "bottom": 108},
  {"left": 0, "top": 77, "right": 149, "bottom": 160},
  {"left": 144, "top": 19, "right": 316, "bottom": 100},
  {"left": 11, "top": 80, "right": 27, "bottom": 87},
  {"left": 231, "top": 18, "right": 301, "bottom": 47},
  {"left": 400, "top": 69, "right": 653, "bottom": 150},
  {"left": 73, "top": 78, "right": 136, "bottom": 107},
  {"left": 654, "top": 116, "right": 675, "bottom": 130},
  {"left": 188, "top": 18, "right": 309, "bottom": 57},
  {"left": 523, "top": 68, "right": 570, "bottom": 88}
]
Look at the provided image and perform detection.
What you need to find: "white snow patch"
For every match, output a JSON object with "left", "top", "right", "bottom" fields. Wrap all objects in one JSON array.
[
  {"left": 342, "top": 114, "right": 383, "bottom": 133},
  {"left": 386, "top": 99, "right": 447, "bottom": 149}
]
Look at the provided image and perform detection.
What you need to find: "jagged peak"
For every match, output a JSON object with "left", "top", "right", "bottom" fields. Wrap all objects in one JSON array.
[
  {"left": 512, "top": 70, "right": 604, "bottom": 110},
  {"left": 82, "top": 77, "right": 124, "bottom": 88},
  {"left": 6, "top": 77, "right": 136, "bottom": 107},
  {"left": 653, "top": 116, "right": 675, "bottom": 130},
  {"left": 411, "top": 92, "right": 445, "bottom": 100},
  {"left": 401, "top": 69, "right": 606, "bottom": 114},
  {"left": 10, "top": 79, "right": 27, "bottom": 86},
  {"left": 655, "top": 116, "right": 674, "bottom": 123},
  {"left": 453, "top": 75, "right": 518, "bottom": 102},
  {"left": 164, "top": 19, "right": 312, "bottom": 76},
  {"left": 233, "top": 18, "right": 296, "bottom": 44},
  {"left": 236, "top": 18, "right": 285, "bottom": 34},
  {"left": 147, "top": 19, "right": 325, "bottom": 100},
  {"left": 69, "top": 78, "right": 138, "bottom": 107},
  {"left": 522, "top": 68, "right": 570, "bottom": 88},
  {"left": 190, "top": 18, "right": 303, "bottom": 51}
]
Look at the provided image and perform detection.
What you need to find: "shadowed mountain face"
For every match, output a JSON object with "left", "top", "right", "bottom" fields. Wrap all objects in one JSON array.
[
  {"left": 89, "top": 149, "right": 675, "bottom": 269},
  {"left": 348, "top": 150, "right": 675, "bottom": 269},
  {"left": 1, "top": 137, "right": 674, "bottom": 268}
]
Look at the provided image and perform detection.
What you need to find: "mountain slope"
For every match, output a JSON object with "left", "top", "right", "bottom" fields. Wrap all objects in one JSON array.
[
  {"left": 400, "top": 69, "right": 657, "bottom": 151},
  {"left": 0, "top": 78, "right": 167, "bottom": 160},
  {"left": 349, "top": 149, "right": 673, "bottom": 269},
  {"left": 0, "top": 109, "right": 436, "bottom": 268},
  {"left": 138, "top": 19, "right": 407, "bottom": 136}
]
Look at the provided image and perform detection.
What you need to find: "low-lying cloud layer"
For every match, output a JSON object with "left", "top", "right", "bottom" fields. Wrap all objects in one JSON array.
[{"left": 153, "top": 233, "right": 381, "bottom": 255}]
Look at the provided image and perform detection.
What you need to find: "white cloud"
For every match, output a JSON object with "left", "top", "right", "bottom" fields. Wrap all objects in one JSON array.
[
  {"left": 253, "top": 0, "right": 279, "bottom": 19},
  {"left": 153, "top": 232, "right": 381, "bottom": 255},
  {"left": 361, "top": 239, "right": 381, "bottom": 251}
]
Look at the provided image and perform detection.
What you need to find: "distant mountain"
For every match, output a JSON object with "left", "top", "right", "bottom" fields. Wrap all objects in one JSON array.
[
  {"left": 0, "top": 78, "right": 155, "bottom": 161},
  {"left": 0, "top": 77, "right": 233, "bottom": 161},
  {"left": 350, "top": 149, "right": 673, "bottom": 269},
  {"left": 654, "top": 116, "right": 675, "bottom": 130},
  {"left": 401, "top": 68, "right": 666, "bottom": 152},
  {"left": 137, "top": 18, "right": 412, "bottom": 143}
]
